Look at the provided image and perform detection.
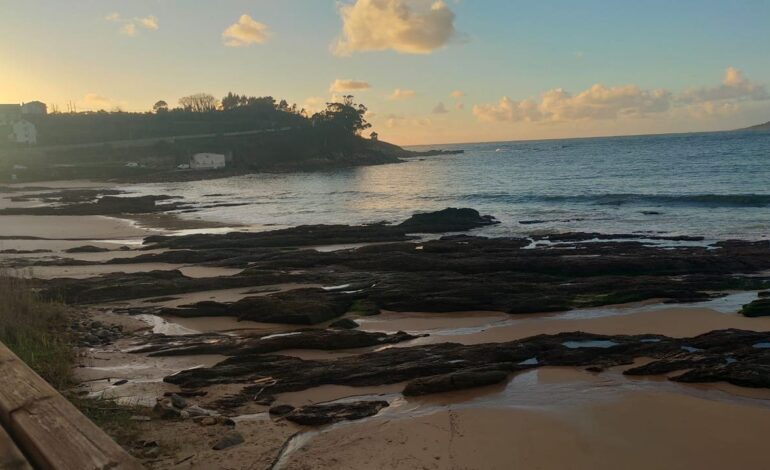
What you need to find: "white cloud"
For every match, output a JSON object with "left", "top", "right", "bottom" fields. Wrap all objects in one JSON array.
[
  {"left": 389, "top": 88, "right": 416, "bottom": 100},
  {"left": 223, "top": 15, "right": 270, "bottom": 47},
  {"left": 138, "top": 16, "right": 159, "bottom": 31},
  {"left": 473, "top": 67, "right": 768, "bottom": 124},
  {"left": 432, "top": 102, "right": 448, "bottom": 114},
  {"left": 329, "top": 79, "right": 372, "bottom": 93},
  {"left": 106, "top": 12, "right": 158, "bottom": 36},
  {"left": 679, "top": 67, "right": 768, "bottom": 104},
  {"left": 449, "top": 90, "right": 464, "bottom": 99},
  {"left": 120, "top": 23, "right": 137, "bottom": 37},
  {"left": 333, "top": 0, "right": 459, "bottom": 56}
]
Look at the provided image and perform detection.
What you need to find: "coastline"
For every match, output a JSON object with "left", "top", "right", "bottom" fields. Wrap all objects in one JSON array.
[{"left": 3, "top": 181, "right": 770, "bottom": 468}]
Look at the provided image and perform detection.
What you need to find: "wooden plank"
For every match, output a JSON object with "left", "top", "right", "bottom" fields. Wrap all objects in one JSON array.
[
  {"left": 0, "top": 343, "right": 57, "bottom": 425},
  {"left": 0, "top": 424, "right": 33, "bottom": 470},
  {"left": 10, "top": 398, "right": 143, "bottom": 470},
  {"left": 0, "top": 342, "right": 143, "bottom": 470}
]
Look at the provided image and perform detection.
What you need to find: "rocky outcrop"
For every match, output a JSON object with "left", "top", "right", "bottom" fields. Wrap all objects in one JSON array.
[
  {"left": 130, "top": 329, "right": 421, "bottom": 357},
  {"left": 740, "top": 299, "right": 770, "bottom": 317},
  {"left": 163, "top": 329, "right": 770, "bottom": 410},
  {"left": 283, "top": 401, "right": 389, "bottom": 426},
  {"left": 397, "top": 208, "right": 498, "bottom": 233},
  {"left": 403, "top": 369, "right": 509, "bottom": 396}
]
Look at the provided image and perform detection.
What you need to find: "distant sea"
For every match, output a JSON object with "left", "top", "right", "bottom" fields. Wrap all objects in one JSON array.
[{"left": 128, "top": 130, "right": 770, "bottom": 242}]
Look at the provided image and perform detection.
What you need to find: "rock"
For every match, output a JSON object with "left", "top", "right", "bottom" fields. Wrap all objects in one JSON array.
[
  {"left": 65, "top": 245, "right": 110, "bottom": 253},
  {"left": 169, "top": 394, "right": 188, "bottom": 409},
  {"left": 398, "top": 208, "right": 499, "bottom": 233},
  {"left": 403, "top": 369, "right": 509, "bottom": 396},
  {"left": 165, "top": 330, "right": 770, "bottom": 410},
  {"left": 740, "top": 299, "right": 770, "bottom": 317},
  {"left": 132, "top": 329, "right": 420, "bottom": 357},
  {"left": 197, "top": 416, "right": 218, "bottom": 426},
  {"left": 153, "top": 398, "right": 181, "bottom": 419},
  {"left": 347, "top": 300, "right": 380, "bottom": 316},
  {"left": 212, "top": 431, "right": 244, "bottom": 450},
  {"left": 269, "top": 404, "right": 295, "bottom": 417},
  {"left": 181, "top": 405, "right": 216, "bottom": 418},
  {"left": 285, "top": 401, "right": 389, "bottom": 426},
  {"left": 329, "top": 318, "right": 359, "bottom": 330}
]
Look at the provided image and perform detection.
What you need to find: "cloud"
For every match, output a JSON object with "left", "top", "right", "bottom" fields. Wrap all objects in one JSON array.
[
  {"left": 120, "top": 23, "right": 137, "bottom": 37},
  {"left": 106, "top": 12, "right": 158, "bottom": 36},
  {"left": 333, "top": 0, "right": 459, "bottom": 56},
  {"left": 389, "top": 88, "right": 416, "bottom": 100},
  {"left": 678, "top": 67, "right": 768, "bottom": 104},
  {"left": 450, "top": 90, "right": 464, "bottom": 99},
  {"left": 385, "top": 113, "right": 431, "bottom": 128},
  {"left": 223, "top": 15, "right": 270, "bottom": 47},
  {"left": 432, "top": 102, "right": 448, "bottom": 114},
  {"left": 474, "top": 84, "right": 673, "bottom": 123},
  {"left": 455, "top": 102, "right": 465, "bottom": 110},
  {"left": 329, "top": 79, "right": 372, "bottom": 93},
  {"left": 473, "top": 67, "right": 768, "bottom": 124},
  {"left": 303, "top": 97, "right": 326, "bottom": 114},
  {"left": 83, "top": 93, "right": 113, "bottom": 110},
  {"left": 138, "top": 16, "right": 159, "bottom": 31}
]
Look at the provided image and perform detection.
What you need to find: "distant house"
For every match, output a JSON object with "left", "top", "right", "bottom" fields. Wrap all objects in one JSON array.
[
  {"left": 190, "top": 153, "right": 226, "bottom": 170},
  {"left": 0, "top": 104, "right": 21, "bottom": 125},
  {"left": 370, "top": 131, "right": 379, "bottom": 141},
  {"left": 21, "top": 101, "right": 47, "bottom": 115},
  {"left": 9, "top": 120, "right": 37, "bottom": 144}
]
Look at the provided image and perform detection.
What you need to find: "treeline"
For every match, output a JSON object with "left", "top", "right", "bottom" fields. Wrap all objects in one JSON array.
[{"left": 26, "top": 93, "right": 372, "bottom": 147}]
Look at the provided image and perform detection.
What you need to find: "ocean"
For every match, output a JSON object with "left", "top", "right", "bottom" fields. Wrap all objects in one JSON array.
[{"left": 128, "top": 130, "right": 770, "bottom": 242}]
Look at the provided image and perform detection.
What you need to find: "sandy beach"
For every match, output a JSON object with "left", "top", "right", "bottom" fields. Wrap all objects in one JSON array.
[{"left": 3, "top": 182, "right": 770, "bottom": 470}]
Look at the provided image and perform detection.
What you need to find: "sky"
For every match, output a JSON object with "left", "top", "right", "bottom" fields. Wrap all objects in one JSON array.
[{"left": 2, "top": 0, "right": 770, "bottom": 145}]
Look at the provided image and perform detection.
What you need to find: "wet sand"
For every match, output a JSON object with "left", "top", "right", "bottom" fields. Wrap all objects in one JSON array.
[{"left": 282, "top": 389, "right": 770, "bottom": 470}]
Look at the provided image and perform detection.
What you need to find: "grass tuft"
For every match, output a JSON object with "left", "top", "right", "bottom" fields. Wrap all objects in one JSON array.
[{"left": 0, "top": 271, "right": 74, "bottom": 389}]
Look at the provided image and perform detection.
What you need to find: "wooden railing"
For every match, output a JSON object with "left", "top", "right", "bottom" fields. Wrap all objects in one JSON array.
[{"left": 0, "top": 342, "right": 143, "bottom": 469}]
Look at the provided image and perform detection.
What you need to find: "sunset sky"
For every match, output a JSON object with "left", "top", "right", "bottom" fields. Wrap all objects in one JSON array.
[{"left": 2, "top": 0, "right": 770, "bottom": 145}]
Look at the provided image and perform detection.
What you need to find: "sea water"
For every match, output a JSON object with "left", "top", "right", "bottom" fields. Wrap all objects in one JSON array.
[{"left": 127, "top": 130, "right": 770, "bottom": 241}]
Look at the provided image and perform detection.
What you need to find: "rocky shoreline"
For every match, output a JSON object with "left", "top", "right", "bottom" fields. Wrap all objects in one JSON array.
[{"left": 4, "top": 186, "right": 770, "bottom": 468}]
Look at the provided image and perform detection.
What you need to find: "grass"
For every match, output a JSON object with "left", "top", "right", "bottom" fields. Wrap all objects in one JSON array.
[
  {"left": 0, "top": 272, "right": 74, "bottom": 389},
  {"left": 0, "top": 271, "right": 144, "bottom": 446}
]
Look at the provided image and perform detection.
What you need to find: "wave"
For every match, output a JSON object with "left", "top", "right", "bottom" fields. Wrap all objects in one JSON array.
[{"left": 460, "top": 193, "right": 770, "bottom": 208}]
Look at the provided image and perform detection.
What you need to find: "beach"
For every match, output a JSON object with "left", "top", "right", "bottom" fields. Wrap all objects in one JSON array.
[{"left": 2, "top": 169, "right": 770, "bottom": 469}]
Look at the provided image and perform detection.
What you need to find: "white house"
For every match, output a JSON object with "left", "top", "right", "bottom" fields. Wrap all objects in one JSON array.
[
  {"left": 21, "top": 101, "right": 47, "bottom": 115},
  {"left": 9, "top": 120, "right": 37, "bottom": 144},
  {"left": 190, "top": 153, "right": 226, "bottom": 170}
]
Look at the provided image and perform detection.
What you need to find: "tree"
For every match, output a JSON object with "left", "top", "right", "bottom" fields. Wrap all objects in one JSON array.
[
  {"left": 152, "top": 100, "right": 168, "bottom": 113},
  {"left": 312, "top": 95, "right": 371, "bottom": 135},
  {"left": 178, "top": 93, "right": 219, "bottom": 112},
  {"left": 221, "top": 92, "right": 242, "bottom": 111}
]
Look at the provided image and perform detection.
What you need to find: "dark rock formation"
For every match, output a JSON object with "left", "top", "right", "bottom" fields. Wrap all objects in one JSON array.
[
  {"left": 740, "top": 299, "right": 770, "bottom": 317},
  {"left": 284, "top": 401, "right": 389, "bottom": 426},
  {"left": 163, "top": 329, "right": 770, "bottom": 410},
  {"left": 329, "top": 318, "right": 360, "bottom": 330},
  {"left": 403, "top": 369, "right": 509, "bottom": 396},
  {"left": 0, "top": 195, "right": 183, "bottom": 216},
  {"left": 397, "top": 208, "right": 498, "bottom": 233},
  {"left": 65, "top": 245, "right": 110, "bottom": 253},
  {"left": 130, "top": 329, "right": 421, "bottom": 357}
]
